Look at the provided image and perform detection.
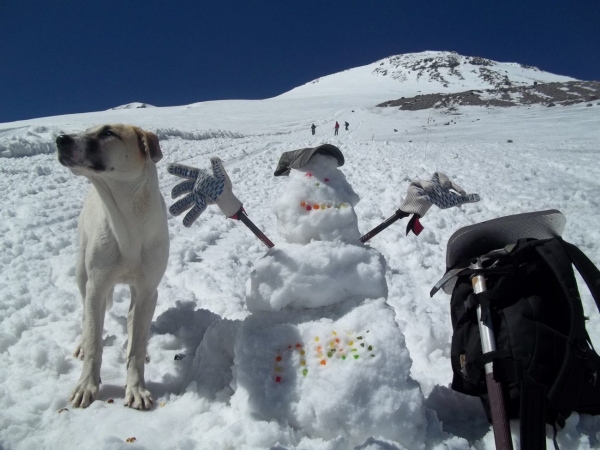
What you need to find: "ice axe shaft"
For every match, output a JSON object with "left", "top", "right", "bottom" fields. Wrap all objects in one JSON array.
[
  {"left": 235, "top": 208, "right": 275, "bottom": 248},
  {"left": 359, "top": 210, "right": 410, "bottom": 243},
  {"left": 471, "top": 259, "right": 514, "bottom": 450},
  {"left": 234, "top": 208, "right": 410, "bottom": 248}
]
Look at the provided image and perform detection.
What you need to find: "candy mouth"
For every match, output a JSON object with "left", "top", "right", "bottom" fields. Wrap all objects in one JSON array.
[{"left": 300, "top": 201, "right": 348, "bottom": 211}]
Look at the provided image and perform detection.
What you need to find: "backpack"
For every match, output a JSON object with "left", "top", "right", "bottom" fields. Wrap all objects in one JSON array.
[{"left": 431, "top": 210, "right": 600, "bottom": 449}]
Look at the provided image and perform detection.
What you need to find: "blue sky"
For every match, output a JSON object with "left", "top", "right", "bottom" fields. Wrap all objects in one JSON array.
[{"left": 1, "top": 1, "right": 598, "bottom": 123}]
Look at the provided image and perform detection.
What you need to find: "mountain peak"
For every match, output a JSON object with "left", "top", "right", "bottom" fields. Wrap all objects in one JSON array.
[{"left": 280, "top": 51, "right": 575, "bottom": 100}]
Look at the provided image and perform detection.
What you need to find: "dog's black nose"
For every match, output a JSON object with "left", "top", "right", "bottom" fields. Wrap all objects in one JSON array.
[{"left": 56, "top": 134, "right": 74, "bottom": 148}]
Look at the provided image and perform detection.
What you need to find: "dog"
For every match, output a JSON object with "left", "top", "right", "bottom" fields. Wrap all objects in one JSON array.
[{"left": 56, "top": 124, "right": 169, "bottom": 410}]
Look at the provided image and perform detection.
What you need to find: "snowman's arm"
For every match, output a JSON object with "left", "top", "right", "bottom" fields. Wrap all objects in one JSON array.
[
  {"left": 361, "top": 172, "right": 481, "bottom": 242},
  {"left": 359, "top": 210, "right": 410, "bottom": 243},
  {"left": 230, "top": 207, "right": 275, "bottom": 248}
]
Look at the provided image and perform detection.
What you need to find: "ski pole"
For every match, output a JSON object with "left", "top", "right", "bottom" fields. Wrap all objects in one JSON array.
[
  {"left": 471, "top": 258, "right": 514, "bottom": 450},
  {"left": 232, "top": 207, "right": 275, "bottom": 248},
  {"left": 359, "top": 210, "right": 410, "bottom": 243}
]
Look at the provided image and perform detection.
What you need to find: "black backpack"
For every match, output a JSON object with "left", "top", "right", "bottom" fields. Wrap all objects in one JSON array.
[{"left": 432, "top": 210, "right": 600, "bottom": 449}]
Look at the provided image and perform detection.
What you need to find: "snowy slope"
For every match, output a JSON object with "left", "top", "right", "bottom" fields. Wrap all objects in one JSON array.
[
  {"left": 1, "top": 52, "right": 600, "bottom": 449},
  {"left": 0, "top": 51, "right": 576, "bottom": 158}
]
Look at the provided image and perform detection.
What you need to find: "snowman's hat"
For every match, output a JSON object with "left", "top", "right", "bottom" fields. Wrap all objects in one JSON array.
[{"left": 274, "top": 144, "right": 345, "bottom": 177}]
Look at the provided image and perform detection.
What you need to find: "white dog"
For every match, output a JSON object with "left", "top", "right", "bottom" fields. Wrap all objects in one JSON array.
[{"left": 56, "top": 124, "right": 169, "bottom": 409}]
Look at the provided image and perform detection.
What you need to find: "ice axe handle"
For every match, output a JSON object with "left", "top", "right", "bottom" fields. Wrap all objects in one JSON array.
[
  {"left": 359, "top": 210, "right": 410, "bottom": 243},
  {"left": 234, "top": 208, "right": 275, "bottom": 248},
  {"left": 471, "top": 261, "right": 514, "bottom": 450}
]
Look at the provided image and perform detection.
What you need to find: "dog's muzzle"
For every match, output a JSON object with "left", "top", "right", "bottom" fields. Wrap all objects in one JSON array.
[{"left": 56, "top": 134, "right": 77, "bottom": 167}]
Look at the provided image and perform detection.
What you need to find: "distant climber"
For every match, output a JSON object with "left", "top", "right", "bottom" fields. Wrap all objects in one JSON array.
[
  {"left": 334, "top": 121, "right": 339, "bottom": 136},
  {"left": 311, "top": 124, "right": 316, "bottom": 135},
  {"left": 344, "top": 121, "right": 349, "bottom": 131}
]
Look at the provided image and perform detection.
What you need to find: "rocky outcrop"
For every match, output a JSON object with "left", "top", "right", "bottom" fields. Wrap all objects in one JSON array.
[{"left": 377, "top": 81, "right": 600, "bottom": 110}]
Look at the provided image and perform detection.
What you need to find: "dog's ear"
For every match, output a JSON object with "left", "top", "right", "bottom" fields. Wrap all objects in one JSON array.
[{"left": 135, "top": 128, "right": 163, "bottom": 163}]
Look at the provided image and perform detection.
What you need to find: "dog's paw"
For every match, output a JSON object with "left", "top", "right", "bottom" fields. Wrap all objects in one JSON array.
[
  {"left": 69, "top": 378, "right": 99, "bottom": 408},
  {"left": 73, "top": 343, "right": 85, "bottom": 360},
  {"left": 124, "top": 385, "right": 153, "bottom": 410}
]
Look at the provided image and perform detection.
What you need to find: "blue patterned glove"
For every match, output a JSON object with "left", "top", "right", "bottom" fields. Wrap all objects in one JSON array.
[
  {"left": 399, "top": 172, "right": 480, "bottom": 217},
  {"left": 168, "top": 157, "right": 242, "bottom": 227}
]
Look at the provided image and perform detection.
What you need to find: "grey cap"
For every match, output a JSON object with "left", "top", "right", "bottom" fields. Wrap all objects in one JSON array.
[{"left": 274, "top": 144, "right": 345, "bottom": 177}]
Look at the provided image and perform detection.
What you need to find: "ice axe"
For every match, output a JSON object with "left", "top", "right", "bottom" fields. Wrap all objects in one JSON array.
[
  {"left": 470, "top": 256, "right": 514, "bottom": 450},
  {"left": 228, "top": 206, "right": 415, "bottom": 249}
]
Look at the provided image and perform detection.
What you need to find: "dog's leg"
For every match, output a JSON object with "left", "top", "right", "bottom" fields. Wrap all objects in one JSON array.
[
  {"left": 69, "top": 280, "right": 109, "bottom": 408},
  {"left": 124, "top": 286, "right": 157, "bottom": 410},
  {"left": 74, "top": 241, "right": 88, "bottom": 359}
]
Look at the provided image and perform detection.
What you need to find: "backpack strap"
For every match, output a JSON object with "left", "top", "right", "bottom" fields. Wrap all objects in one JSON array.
[
  {"left": 520, "top": 381, "right": 548, "bottom": 450},
  {"left": 561, "top": 241, "right": 600, "bottom": 313}
]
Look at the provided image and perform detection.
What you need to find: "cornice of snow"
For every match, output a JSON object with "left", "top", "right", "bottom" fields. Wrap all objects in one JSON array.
[{"left": 109, "top": 102, "right": 156, "bottom": 110}]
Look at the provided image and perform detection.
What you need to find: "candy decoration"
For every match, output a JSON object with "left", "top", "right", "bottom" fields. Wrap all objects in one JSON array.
[
  {"left": 320, "top": 359, "right": 327, "bottom": 366},
  {"left": 300, "top": 201, "right": 306, "bottom": 207},
  {"left": 300, "top": 360, "right": 306, "bottom": 366},
  {"left": 354, "top": 355, "right": 360, "bottom": 360},
  {"left": 368, "top": 346, "right": 373, "bottom": 351},
  {"left": 332, "top": 331, "right": 337, "bottom": 336},
  {"left": 275, "top": 356, "right": 282, "bottom": 362},
  {"left": 315, "top": 337, "right": 320, "bottom": 342},
  {"left": 275, "top": 376, "right": 282, "bottom": 383},
  {"left": 306, "top": 205, "right": 312, "bottom": 211},
  {"left": 324, "top": 178, "right": 329, "bottom": 182},
  {"left": 303, "top": 369, "right": 308, "bottom": 376},
  {"left": 314, "top": 204, "right": 320, "bottom": 210},
  {"left": 342, "top": 355, "right": 347, "bottom": 360},
  {"left": 296, "top": 343, "right": 302, "bottom": 348},
  {"left": 300, "top": 350, "right": 305, "bottom": 355},
  {"left": 275, "top": 367, "right": 282, "bottom": 373}
]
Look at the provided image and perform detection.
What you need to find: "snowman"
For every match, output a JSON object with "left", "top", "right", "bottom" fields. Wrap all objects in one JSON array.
[{"left": 167, "top": 145, "right": 479, "bottom": 448}]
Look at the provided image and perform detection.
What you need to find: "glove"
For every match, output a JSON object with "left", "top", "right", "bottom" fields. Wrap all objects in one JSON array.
[
  {"left": 168, "top": 157, "right": 242, "bottom": 227},
  {"left": 399, "top": 172, "right": 480, "bottom": 217}
]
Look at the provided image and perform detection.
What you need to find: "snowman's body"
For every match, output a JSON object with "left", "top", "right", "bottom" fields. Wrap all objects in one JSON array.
[{"left": 230, "top": 153, "right": 427, "bottom": 448}]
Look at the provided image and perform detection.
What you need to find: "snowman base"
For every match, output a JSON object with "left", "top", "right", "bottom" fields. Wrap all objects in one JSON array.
[{"left": 230, "top": 298, "right": 427, "bottom": 449}]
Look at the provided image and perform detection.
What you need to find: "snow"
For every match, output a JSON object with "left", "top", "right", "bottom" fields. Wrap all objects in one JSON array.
[{"left": 1, "top": 51, "right": 600, "bottom": 449}]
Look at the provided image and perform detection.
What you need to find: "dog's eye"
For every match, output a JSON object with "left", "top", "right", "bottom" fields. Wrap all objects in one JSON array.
[{"left": 100, "top": 129, "right": 115, "bottom": 138}]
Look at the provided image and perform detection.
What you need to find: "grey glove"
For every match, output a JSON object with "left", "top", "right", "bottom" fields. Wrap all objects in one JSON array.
[
  {"left": 399, "top": 172, "right": 481, "bottom": 217},
  {"left": 168, "top": 157, "right": 242, "bottom": 227}
]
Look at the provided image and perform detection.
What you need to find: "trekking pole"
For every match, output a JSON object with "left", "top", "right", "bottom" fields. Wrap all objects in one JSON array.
[
  {"left": 359, "top": 210, "right": 410, "bottom": 243},
  {"left": 471, "top": 258, "right": 514, "bottom": 450},
  {"left": 232, "top": 207, "right": 275, "bottom": 248}
]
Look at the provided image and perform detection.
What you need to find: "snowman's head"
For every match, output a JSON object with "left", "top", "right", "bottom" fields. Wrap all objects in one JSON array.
[{"left": 273, "top": 152, "right": 361, "bottom": 244}]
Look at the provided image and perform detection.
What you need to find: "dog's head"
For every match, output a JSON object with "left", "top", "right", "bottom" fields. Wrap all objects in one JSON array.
[{"left": 56, "top": 124, "right": 162, "bottom": 178}]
